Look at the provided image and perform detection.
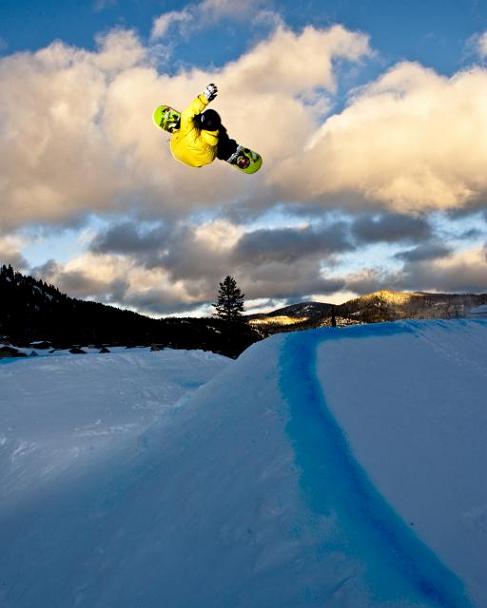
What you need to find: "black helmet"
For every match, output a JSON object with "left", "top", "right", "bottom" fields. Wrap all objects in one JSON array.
[{"left": 198, "top": 109, "right": 221, "bottom": 131}]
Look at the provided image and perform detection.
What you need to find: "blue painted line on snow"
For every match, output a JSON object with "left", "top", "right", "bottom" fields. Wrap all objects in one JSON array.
[{"left": 280, "top": 321, "right": 473, "bottom": 607}]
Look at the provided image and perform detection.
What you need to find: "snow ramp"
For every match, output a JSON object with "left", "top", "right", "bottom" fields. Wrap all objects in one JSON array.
[{"left": 1, "top": 320, "right": 486, "bottom": 607}]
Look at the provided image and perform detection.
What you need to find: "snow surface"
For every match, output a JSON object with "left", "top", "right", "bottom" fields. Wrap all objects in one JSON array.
[
  {"left": 0, "top": 320, "right": 486, "bottom": 607},
  {"left": 0, "top": 349, "right": 230, "bottom": 509},
  {"left": 468, "top": 305, "right": 487, "bottom": 318}
]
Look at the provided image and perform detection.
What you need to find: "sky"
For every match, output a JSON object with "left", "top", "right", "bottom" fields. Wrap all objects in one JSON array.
[{"left": 1, "top": 0, "right": 487, "bottom": 316}]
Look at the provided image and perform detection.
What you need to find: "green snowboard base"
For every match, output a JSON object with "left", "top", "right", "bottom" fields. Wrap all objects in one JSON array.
[{"left": 153, "top": 105, "right": 263, "bottom": 175}]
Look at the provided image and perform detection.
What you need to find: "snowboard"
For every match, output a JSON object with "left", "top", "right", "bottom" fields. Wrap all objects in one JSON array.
[{"left": 152, "top": 105, "right": 263, "bottom": 174}]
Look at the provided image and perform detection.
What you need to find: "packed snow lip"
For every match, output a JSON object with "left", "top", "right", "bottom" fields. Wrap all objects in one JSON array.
[{"left": 1, "top": 319, "right": 486, "bottom": 607}]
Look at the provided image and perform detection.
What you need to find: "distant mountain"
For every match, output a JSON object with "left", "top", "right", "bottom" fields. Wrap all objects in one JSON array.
[
  {"left": 247, "top": 302, "right": 334, "bottom": 334},
  {"left": 338, "top": 290, "right": 487, "bottom": 323},
  {"left": 247, "top": 289, "right": 487, "bottom": 333},
  {"left": 249, "top": 301, "right": 334, "bottom": 321},
  {"left": 0, "top": 265, "right": 258, "bottom": 358}
]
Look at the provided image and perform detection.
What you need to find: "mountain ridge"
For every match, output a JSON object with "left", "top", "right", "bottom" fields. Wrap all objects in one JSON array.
[
  {"left": 247, "top": 289, "right": 487, "bottom": 332},
  {"left": 2, "top": 263, "right": 487, "bottom": 350}
]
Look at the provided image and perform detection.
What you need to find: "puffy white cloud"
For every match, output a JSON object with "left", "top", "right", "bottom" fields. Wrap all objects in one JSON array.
[
  {"left": 0, "top": 29, "right": 148, "bottom": 230},
  {"left": 273, "top": 62, "right": 487, "bottom": 212},
  {"left": 193, "top": 219, "right": 244, "bottom": 251},
  {"left": 0, "top": 23, "right": 371, "bottom": 232},
  {"left": 3, "top": 18, "right": 486, "bottom": 294},
  {"left": 35, "top": 251, "right": 193, "bottom": 307},
  {"left": 222, "top": 24, "right": 370, "bottom": 96},
  {"left": 4, "top": 16, "right": 487, "bottom": 314}
]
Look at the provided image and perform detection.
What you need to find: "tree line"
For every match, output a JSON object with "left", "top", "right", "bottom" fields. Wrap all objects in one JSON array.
[{"left": 0, "top": 265, "right": 258, "bottom": 358}]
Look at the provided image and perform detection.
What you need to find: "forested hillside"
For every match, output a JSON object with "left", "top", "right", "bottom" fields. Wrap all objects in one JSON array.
[{"left": 0, "top": 265, "right": 258, "bottom": 357}]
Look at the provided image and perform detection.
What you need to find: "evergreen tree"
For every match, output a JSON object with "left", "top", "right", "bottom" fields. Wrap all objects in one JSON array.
[{"left": 213, "top": 276, "right": 245, "bottom": 322}]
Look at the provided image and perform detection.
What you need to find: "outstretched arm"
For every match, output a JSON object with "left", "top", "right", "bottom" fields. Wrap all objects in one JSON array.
[{"left": 180, "top": 84, "right": 218, "bottom": 129}]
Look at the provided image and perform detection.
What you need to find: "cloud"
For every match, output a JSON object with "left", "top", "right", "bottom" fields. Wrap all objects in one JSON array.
[
  {"left": 122, "top": 289, "right": 208, "bottom": 316},
  {"left": 240, "top": 261, "right": 345, "bottom": 300},
  {"left": 33, "top": 249, "right": 220, "bottom": 315},
  {"left": 151, "top": 0, "right": 275, "bottom": 40},
  {"left": 474, "top": 32, "right": 487, "bottom": 59},
  {"left": 177, "top": 220, "right": 348, "bottom": 300},
  {"left": 90, "top": 219, "right": 242, "bottom": 280},
  {"left": 232, "top": 223, "right": 353, "bottom": 265},
  {"left": 344, "top": 268, "right": 394, "bottom": 295},
  {"left": 34, "top": 213, "right": 487, "bottom": 315},
  {"left": 344, "top": 245, "right": 487, "bottom": 295},
  {"left": 41, "top": 217, "right": 348, "bottom": 314},
  {"left": 0, "top": 235, "right": 28, "bottom": 269},
  {"left": 201, "top": 0, "right": 265, "bottom": 19},
  {"left": 221, "top": 24, "right": 371, "bottom": 97},
  {"left": 2, "top": 21, "right": 486, "bottom": 238},
  {"left": 399, "top": 245, "right": 487, "bottom": 293},
  {"left": 89, "top": 217, "right": 353, "bottom": 279},
  {"left": 3, "top": 19, "right": 487, "bottom": 314},
  {"left": 90, "top": 221, "right": 171, "bottom": 255},
  {"left": 394, "top": 242, "right": 452, "bottom": 262},
  {"left": 151, "top": 10, "right": 194, "bottom": 40},
  {"left": 351, "top": 213, "right": 432, "bottom": 244},
  {"left": 0, "top": 23, "right": 372, "bottom": 234},
  {"left": 33, "top": 252, "right": 204, "bottom": 315},
  {"left": 272, "top": 62, "right": 487, "bottom": 213},
  {"left": 32, "top": 258, "right": 128, "bottom": 301},
  {"left": 0, "top": 29, "right": 149, "bottom": 231}
]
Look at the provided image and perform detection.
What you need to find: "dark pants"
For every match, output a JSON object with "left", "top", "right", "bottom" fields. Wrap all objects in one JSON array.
[{"left": 216, "top": 125, "right": 238, "bottom": 161}]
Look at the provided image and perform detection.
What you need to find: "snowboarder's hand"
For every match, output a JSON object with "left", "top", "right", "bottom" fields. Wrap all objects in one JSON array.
[{"left": 203, "top": 83, "right": 218, "bottom": 102}]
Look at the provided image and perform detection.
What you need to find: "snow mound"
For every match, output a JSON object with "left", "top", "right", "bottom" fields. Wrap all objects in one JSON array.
[
  {"left": 1, "top": 320, "right": 486, "bottom": 607},
  {"left": 468, "top": 304, "right": 487, "bottom": 318},
  {"left": 0, "top": 349, "right": 230, "bottom": 506}
]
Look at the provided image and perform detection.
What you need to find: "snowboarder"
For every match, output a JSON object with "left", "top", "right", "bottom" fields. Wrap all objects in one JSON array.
[{"left": 153, "top": 84, "right": 262, "bottom": 174}]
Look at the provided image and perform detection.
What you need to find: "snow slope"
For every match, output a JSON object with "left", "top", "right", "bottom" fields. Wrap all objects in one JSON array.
[
  {"left": 0, "top": 349, "right": 230, "bottom": 509},
  {"left": 0, "top": 321, "right": 486, "bottom": 607}
]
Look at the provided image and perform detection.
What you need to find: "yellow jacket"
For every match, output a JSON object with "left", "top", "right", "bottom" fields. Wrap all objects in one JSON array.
[{"left": 170, "top": 94, "right": 218, "bottom": 167}]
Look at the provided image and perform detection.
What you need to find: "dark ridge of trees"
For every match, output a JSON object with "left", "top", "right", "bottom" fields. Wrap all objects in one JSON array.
[
  {"left": 3, "top": 265, "right": 485, "bottom": 358},
  {"left": 0, "top": 265, "right": 260, "bottom": 359}
]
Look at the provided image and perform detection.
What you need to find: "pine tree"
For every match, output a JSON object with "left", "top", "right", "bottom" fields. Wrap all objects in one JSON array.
[{"left": 213, "top": 276, "right": 245, "bottom": 323}]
